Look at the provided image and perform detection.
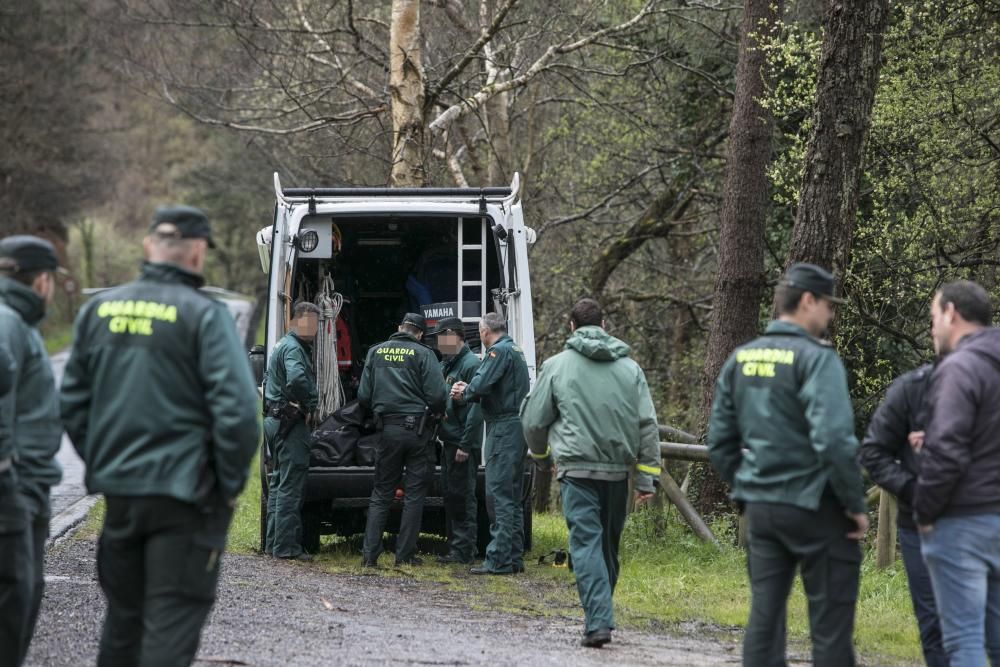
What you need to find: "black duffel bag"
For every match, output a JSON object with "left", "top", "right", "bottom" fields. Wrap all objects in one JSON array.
[{"left": 309, "top": 401, "right": 376, "bottom": 467}]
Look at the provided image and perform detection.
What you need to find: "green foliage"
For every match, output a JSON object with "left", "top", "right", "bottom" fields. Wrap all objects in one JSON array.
[{"left": 761, "top": 0, "right": 1000, "bottom": 420}]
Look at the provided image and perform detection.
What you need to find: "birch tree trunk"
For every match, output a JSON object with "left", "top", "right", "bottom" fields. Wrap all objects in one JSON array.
[{"left": 390, "top": 0, "right": 426, "bottom": 186}]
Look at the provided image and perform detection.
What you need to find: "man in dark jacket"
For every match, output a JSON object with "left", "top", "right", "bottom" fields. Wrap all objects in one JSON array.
[
  {"left": 708, "top": 263, "right": 868, "bottom": 667},
  {"left": 859, "top": 365, "right": 945, "bottom": 666},
  {"left": 452, "top": 312, "right": 531, "bottom": 576},
  {"left": 263, "top": 301, "right": 320, "bottom": 561},
  {"left": 0, "top": 235, "right": 64, "bottom": 667},
  {"left": 916, "top": 279, "right": 1000, "bottom": 666},
  {"left": 521, "top": 298, "right": 660, "bottom": 648},
  {"left": 358, "top": 313, "right": 447, "bottom": 566},
  {"left": 432, "top": 317, "right": 483, "bottom": 565},
  {"left": 60, "top": 206, "right": 260, "bottom": 667}
]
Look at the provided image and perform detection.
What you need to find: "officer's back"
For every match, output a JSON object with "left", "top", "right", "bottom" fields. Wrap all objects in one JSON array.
[
  {"left": 62, "top": 254, "right": 258, "bottom": 501},
  {"left": 358, "top": 314, "right": 446, "bottom": 418}
]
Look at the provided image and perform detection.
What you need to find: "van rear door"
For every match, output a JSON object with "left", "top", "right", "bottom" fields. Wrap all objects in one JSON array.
[{"left": 492, "top": 200, "right": 536, "bottom": 381}]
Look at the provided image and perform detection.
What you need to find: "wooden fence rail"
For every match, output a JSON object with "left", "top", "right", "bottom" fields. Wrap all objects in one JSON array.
[
  {"left": 654, "top": 441, "right": 719, "bottom": 546},
  {"left": 653, "top": 436, "right": 900, "bottom": 566}
]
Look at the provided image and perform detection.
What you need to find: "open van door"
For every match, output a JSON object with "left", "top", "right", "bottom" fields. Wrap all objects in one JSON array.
[{"left": 492, "top": 194, "right": 537, "bottom": 382}]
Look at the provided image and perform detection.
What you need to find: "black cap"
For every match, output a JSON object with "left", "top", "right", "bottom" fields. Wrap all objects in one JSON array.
[
  {"left": 0, "top": 235, "right": 60, "bottom": 273},
  {"left": 430, "top": 316, "right": 464, "bottom": 336},
  {"left": 780, "top": 263, "right": 845, "bottom": 304},
  {"left": 401, "top": 312, "right": 427, "bottom": 333},
  {"left": 149, "top": 205, "right": 215, "bottom": 248}
]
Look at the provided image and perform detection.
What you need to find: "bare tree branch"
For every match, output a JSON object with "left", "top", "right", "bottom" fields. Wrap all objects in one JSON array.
[
  {"left": 162, "top": 82, "right": 385, "bottom": 134},
  {"left": 294, "top": 0, "right": 379, "bottom": 99},
  {"left": 428, "top": 0, "right": 658, "bottom": 134},
  {"left": 427, "top": 0, "right": 519, "bottom": 107}
]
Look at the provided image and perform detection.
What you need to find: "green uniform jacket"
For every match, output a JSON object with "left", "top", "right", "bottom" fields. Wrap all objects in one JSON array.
[
  {"left": 60, "top": 262, "right": 260, "bottom": 503},
  {"left": 520, "top": 326, "right": 661, "bottom": 493},
  {"left": 438, "top": 344, "right": 484, "bottom": 451},
  {"left": 0, "top": 277, "right": 62, "bottom": 511},
  {"left": 264, "top": 332, "right": 318, "bottom": 412},
  {"left": 707, "top": 321, "right": 866, "bottom": 514},
  {"left": 357, "top": 331, "right": 447, "bottom": 417},
  {"left": 462, "top": 334, "right": 530, "bottom": 419}
]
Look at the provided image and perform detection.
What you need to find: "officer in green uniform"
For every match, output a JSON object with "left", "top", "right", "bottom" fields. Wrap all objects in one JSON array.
[
  {"left": 451, "top": 312, "right": 530, "bottom": 575},
  {"left": 263, "top": 301, "right": 320, "bottom": 561},
  {"left": 60, "top": 206, "right": 260, "bottom": 667},
  {"left": 707, "top": 263, "right": 869, "bottom": 667},
  {"left": 0, "top": 235, "right": 64, "bottom": 667},
  {"left": 521, "top": 298, "right": 661, "bottom": 647},
  {"left": 432, "top": 317, "right": 483, "bottom": 565},
  {"left": 359, "top": 313, "right": 447, "bottom": 566}
]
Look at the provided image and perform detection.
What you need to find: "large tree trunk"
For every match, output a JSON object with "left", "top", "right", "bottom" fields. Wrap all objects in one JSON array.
[
  {"left": 784, "top": 0, "right": 891, "bottom": 277},
  {"left": 694, "top": 0, "right": 783, "bottom": 516},
  {"left": 389, "top": 0, "right": 426, "bottom": 187}
]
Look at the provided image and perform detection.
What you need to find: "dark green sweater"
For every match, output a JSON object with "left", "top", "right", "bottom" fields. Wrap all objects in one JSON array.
[{"left": 438, "top": 344, "right": 484, "bottom": 451}]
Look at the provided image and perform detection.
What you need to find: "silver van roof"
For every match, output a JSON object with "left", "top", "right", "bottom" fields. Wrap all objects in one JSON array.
[{"left": 273, "top": 172, "right": 520, "bottom": 209}]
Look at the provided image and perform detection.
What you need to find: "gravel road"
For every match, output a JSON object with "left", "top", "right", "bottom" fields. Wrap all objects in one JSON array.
[{"left": 26, "top": 529, "right": 753, "bottom": 666}]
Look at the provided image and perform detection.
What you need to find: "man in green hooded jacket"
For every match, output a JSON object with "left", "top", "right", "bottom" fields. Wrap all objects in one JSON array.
[
  {"left": 521, "top": 298, "right": 660, "bottom": 647},
  {"left": 432, "top": 317, "right": 483, "bottom": 564},
  {"left": 452, "top": 312, "right": 530, "bottom": 575},
  {"left": 263, "top": 301, "right": 320, "bottom": 561},
  {"left": 60, "top": 207, "right": 260, "bottom": 667},
  {"left": 707, "top": 263, "right": 869, "bottom": 667},
  {"left": 0, "top": 235, "right": 64, "bottom": 667}
]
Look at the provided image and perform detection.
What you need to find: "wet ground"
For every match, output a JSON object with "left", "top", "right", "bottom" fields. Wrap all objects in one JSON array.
[{"left": 26, "top": 529, "right": 755, "bottom": 666}]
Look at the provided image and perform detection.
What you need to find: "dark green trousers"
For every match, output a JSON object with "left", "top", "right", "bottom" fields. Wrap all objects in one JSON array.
[
  {"left": 441, "top": 442, "right": 479, "bottom": 561},
  {"left": 560, "top": 476, "right": 628, "bottom": 632},
  {"left": 482, "top": 418, "right": 526, "bottom": 573},
  {"left": 744, "top": 495, "right": 862, "bottom": 667},
  {"left": 264, "top": 416, "right": 310, "bottom": 558},
  {"left": 0, "top": 470, "right": 30, "bottom": 667},
  {"left": 97, "top": 495, "right": 233, "bottom": 667}
]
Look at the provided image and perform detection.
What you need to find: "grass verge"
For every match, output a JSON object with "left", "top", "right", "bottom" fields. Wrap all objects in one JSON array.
[
  {"left": 219, "top": 459, "right": 920, "bottom": 665},
  {"left": 43, "top": 324, "right": 74, "bottom": 356}
]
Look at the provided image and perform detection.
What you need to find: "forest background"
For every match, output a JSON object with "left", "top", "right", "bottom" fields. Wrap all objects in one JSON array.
[{"left": 2, "top": 0, "right": 998, "bottom": 516}]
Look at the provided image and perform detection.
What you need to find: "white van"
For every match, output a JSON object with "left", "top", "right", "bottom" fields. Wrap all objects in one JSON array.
[{"left": 251, "top": 172, "right": 537, "bottom": 554}]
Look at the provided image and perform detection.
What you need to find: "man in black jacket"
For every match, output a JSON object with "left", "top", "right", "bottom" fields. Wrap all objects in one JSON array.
[
  {"left": 859, "top": 365, "right": 945, "bottom": 667},
  {"left": 916, "top": 279, "right": 1000, "bottom": 666}
]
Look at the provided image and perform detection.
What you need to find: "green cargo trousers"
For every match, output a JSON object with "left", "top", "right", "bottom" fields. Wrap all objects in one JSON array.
[
  {"left": 441, "top": 442, "right": 479, "bottom": 561},
  {"left": 97, "top": 494, "right": 233, "bottom": 667},
  {"left": 743, "top": 494, "right": 862, "bottom": 667},
  {"left": 0, "top": 470, "right": 31, "bottom": 667},
  {"left": 482, "top": 418, "right": 526, "bottom": 573},
  {"left": 264, "top": 416, "right": 311, "bottom": 558},
  {"left": 560, "top": 476, "right": 628, "bottom": 633}
]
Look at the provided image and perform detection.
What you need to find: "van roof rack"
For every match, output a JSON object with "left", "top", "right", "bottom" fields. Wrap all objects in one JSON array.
[
  {"left": 283, "top": 186, "right": 512, "bottom": 197},
  {"left": 274, "top": 172, "right": 520, "bottom": 207}
]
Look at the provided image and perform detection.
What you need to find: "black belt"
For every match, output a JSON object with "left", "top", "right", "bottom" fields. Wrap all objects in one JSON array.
[{"left": 382, "top": 414, "right": 423, "bottom": 427}]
